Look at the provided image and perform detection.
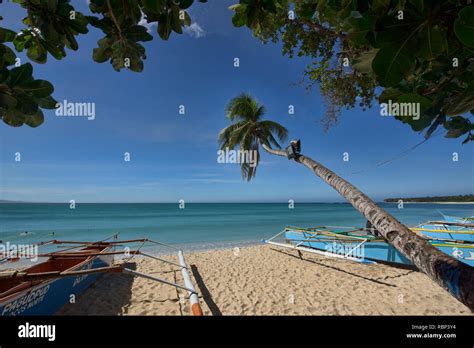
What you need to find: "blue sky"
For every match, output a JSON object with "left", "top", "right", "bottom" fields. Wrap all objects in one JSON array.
[{"left": 0, "top": 0, "right": 472, "bottom": 203}]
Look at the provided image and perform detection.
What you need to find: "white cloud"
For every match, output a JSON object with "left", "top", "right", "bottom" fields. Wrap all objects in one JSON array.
[
  {"left": 137, "top": 11, "right": 205, "bottom": 38},
  {"left": 184, "top": 23, "right": 206, "bottom": 38},
  {"left": 138, "top": 12, "right": 206, "bottom": 39},
  {"left": 139, "top": 16, "right": 158, "bottom": 34}
]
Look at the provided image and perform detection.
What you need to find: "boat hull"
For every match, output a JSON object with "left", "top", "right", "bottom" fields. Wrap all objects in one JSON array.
[
  {"left": 430, "top": 241, "right": 474, "bottom": 267},
  {"left": 284, "top": 230, "right": 474, "bottom": 267},
  {"left": 284, "top": 230, "right": 412, "bottom": 265},
  {"left": 0, "top": 253, "right": 112, "bottom": 316}
]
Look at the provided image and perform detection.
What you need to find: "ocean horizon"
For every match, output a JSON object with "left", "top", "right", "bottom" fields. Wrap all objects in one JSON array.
[{"left": 2, "top": 203, "right": 473, "bottom": 253}]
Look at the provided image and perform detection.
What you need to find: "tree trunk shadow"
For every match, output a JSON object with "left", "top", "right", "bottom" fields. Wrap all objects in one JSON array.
[
  {"left": 190, "top": 264, "right": 222, "bottom": 316},
  {"left": 270, "top": 248, "right": 409, "bottom": 287}
]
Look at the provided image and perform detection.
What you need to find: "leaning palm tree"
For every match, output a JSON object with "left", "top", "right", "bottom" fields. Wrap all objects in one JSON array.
[{"left": 219, "top": 93, "right": 474, "bottom": 311}]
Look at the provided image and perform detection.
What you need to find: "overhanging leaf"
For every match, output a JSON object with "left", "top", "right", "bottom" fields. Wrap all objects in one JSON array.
[
  {"left": 454, "top": 5, "right": 474, "bottom": 48},
  {"left": 445, "top": 85, "right": 474, "bottom": 116},
  {"left": 35, "top": 95, "right": 58, "bottom": 109},
  {"left": 126, "top": 25, "right": 153, "bottom": 42},
  {"left": 398, "top": 93, "right": 432, "bottom": 112},
  {"left": 158, "top": 13, "right": 172, "bottom": 40},
  {"left": 0, "top": 92, "right": 17, "bottom": 108},
  {"left": 372, "top": 46, "right": 414, "bottom": 86},
  {"left": 7, "top": 63, "right": 33, "bottom": 87},
  {"left": 26, "top": 40, "right": 47, "bottom": 63},
  {"left": 176, "top": 0, "right": 193, "bottom": 10},
  {"left": 171, "top": 7, "right": 184, "bottom": 34},
  {"left": 24, "top": 109, "right": 44, "bottom": 127},
  {"left": 0, "top": 27, "right": 17, "bottom": 43},
  {"left": 352, "top": 48, "right": 378, "bottom": 73},
  {"left": 378, "top": 88, "right": 403, "bottom": 103},
  {"left": 416, "top": 24, "right": 447, "bottom": 59},
  {"left": 22, "top": 80, "right": 54, "bottom": 98},
  {"left": 444, "top": 116, "right": 472, "bottom": 138},
  {"left": 0, "top": 44, "right": 16, "bottom": 69},
  {"left": 372, "top": 0, "right": 390, "bottom": 14}
]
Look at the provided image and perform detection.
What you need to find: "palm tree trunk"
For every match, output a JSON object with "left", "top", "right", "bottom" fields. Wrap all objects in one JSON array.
[{"left": 262, "top": 144, "right": 474, "bottom": 311}]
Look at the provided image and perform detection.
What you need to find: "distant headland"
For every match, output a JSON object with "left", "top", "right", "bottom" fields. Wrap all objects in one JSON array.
[{"left": 384, "top": 195, "right": 474, "bottom": 203}]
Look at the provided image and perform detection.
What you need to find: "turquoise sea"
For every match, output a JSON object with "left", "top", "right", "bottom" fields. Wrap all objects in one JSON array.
[{"left": 1, "top": 203, "right": 473, "bottom": 252}]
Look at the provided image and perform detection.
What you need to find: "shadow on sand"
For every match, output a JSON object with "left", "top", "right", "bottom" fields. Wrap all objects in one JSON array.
[
  {"left": 57, "top": 262, "right": 136, "bottom": 315},
  {"left": 190, "top": 264, "right": 222, "bottom": 316},
  {"left": 270, "top": 248, "right": 416, "bottom": 287}
]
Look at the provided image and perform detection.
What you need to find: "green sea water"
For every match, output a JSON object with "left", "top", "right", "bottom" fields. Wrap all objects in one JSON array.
[{"left": 1, "top": 203, "right": 473, "bottom": 251}]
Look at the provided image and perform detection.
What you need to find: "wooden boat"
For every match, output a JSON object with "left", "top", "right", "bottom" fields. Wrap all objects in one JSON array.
[
  {"left": 411, "top": 221, "right": 474, "bottom": 243},
  {"left": 264, "top": 226, "right": 474, "bottom": 267},
  {"left": 0, "top": 242, "right": 113, "bottom": 316},
  {"left": 0, "top": 237, "right": 203, "bottom": 316}
]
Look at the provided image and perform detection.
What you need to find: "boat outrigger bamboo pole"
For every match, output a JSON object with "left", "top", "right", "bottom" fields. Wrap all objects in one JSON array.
[
  {"left": 121, "top": 268, "right": 198, "bottom": 294},
  {"left": 178, "top": 250, "right": 203, "bottom": 316},
  {"left": 262, "top": 144, "right": 474, "bottom": 311},
  {"left": 0, "top": 265, "right": 123, "bottom": 281},
  {"left": 427, "top": 221, "right": 474, "bottom": 228},
  {"left": 265, "top": 237, "right": 375, "bottom": 264}
]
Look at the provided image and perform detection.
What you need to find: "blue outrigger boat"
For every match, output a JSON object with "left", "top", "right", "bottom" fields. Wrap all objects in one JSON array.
[
  {"left": 264, "top": 226, "right": 474, "bottom": 267},
  {"left": 439, "top": 213, "right": 474, "bottom": 224},
  {"left": 0, "top": 238, "right": 203, "bottom": 316},
  {"left": 411, "top": 221, "right": 474, "bottom": 243}
]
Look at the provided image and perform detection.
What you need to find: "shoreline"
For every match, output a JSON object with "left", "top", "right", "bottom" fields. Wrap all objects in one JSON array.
[{"left": 112, "top": 239, "right": 264, "bottom": 258}]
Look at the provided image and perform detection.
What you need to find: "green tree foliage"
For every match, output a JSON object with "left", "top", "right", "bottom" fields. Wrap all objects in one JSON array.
[
  {"left": 229, "top": 0, "right": 474, "bottom": 143},
  {"left": 0, "top": 0, "right": 206, "bottom": 127},
  {"left": 1, "top": 0, "right": 473, "bottom": 144},
  {"left": 384, "top": 195, "right": 474, "bottom": 203}
]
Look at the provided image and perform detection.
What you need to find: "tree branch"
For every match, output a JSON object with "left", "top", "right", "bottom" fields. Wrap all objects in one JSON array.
[
  {"left": 107, "top": 0, "right": 124, "bottom": 42},
  {"left": 296, "top": 17, "right": 347, "bottom": 42}
]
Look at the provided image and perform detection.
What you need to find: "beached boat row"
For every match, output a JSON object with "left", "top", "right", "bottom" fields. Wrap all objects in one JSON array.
[{"left": 265, "top": 214, "right": 474, "bottom": 267}]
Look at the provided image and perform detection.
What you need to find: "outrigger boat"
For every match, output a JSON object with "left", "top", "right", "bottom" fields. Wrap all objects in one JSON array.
[
  {"left": 411, "top": 221, "right": 474, "bottom": 243},
  {"left": 264, "top": 226, "right": 474, "bottom": 267},
  {"left": 0, "top": 236, "right": 203, "bottom": 316},
  {"left": 439, "top": 213, "right": 474, "bottom": 224}
]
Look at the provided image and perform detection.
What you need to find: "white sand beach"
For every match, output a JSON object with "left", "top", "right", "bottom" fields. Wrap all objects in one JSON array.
[{"left": 58, "top": 245, "right": 471, "bottom": 316}]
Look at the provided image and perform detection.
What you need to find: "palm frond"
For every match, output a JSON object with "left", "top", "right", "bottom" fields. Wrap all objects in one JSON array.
[
  {"left": 225, "top": 93, "right": 261, "bottom": 122},
  {"left": 239, "top": 127, "right": 260, "bottom": 181},
  {"left": 218, "top": 121, "right": 248, "bottom": 149},
  {"left": 220, "top": 93, "right": 289, "bottom": 182},
  {"left": 255, "top": 105, "right": 266, "bottom": 121},
  {"left": 257, "top": 120, "right": 288, "bottom": 148},
  {"left": 261, "top": 131, "right": 281, "bottom": 149}
]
